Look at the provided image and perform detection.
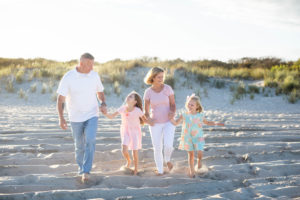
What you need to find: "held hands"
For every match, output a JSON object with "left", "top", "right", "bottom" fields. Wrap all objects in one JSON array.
[
  {"left": 146, "top": 117, "right": 155, "bottom": 126},
  {"left": 168, "top": 111, "right": 175, "bottom": 120},
  {"left": 59, "top": 117, "right": 68, "bottom": 130},
  {"left": 100, "top": 103, "right": 107, "bottom": 115}
]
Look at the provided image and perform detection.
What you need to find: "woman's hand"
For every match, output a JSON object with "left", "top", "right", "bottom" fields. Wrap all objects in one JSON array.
[
  {"left": 147, "top": 117, "right": 155, "bottom": 126},
  {"left": 168, "top": 111, "right": 175, "bottom": 120}
]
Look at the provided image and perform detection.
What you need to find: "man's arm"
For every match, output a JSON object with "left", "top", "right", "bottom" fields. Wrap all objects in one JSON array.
[{"left": 57, "top": 95, "right": 67, "bottom": 130}]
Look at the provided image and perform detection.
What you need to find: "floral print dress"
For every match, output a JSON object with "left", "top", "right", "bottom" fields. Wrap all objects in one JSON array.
[{"left": 178, "top": 112, "right": 205, "bottom": 151}]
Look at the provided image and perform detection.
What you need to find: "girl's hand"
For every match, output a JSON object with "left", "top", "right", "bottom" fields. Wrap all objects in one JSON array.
[
  {"left": 216, "top": 122, "right": 225, "bottom": 126},
  {"left": 147, "top": 118, "right": 155, "bottom": 126},
  {"left": 100, "top": 105, "right": 107, "bottom": 114}
]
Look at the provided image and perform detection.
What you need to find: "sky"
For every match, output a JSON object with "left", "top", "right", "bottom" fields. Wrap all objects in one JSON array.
[{"left": 0, "top": 0, "right": 300, "bottom": 63}]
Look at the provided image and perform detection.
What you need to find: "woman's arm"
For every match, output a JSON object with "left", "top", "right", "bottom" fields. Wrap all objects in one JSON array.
[
  {"left": 203, "top": 118, "right": 225, "bottom": 126},
  {"left": 103, "top": 111, "right": 119, "bottom": 119},
  {"left": 168, "top": 94, "right": 176, "bottom": 120},
  {"left": 170, "top": 115, "right": 183, "bottom": 126},
  {"left": 144, "top": 99, "right": 150, "bottom": 118}
]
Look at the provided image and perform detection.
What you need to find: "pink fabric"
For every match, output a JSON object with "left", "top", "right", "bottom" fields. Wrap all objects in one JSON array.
[
  {"left": 117, "top": 105, "right": 144, "bottom": 150},
  {"left": 143, "top": 84, "right": 174, "bottom": 123}
]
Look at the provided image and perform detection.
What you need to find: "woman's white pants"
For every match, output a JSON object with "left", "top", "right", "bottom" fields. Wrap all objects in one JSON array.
[{"left": 149, "top": 121, "right": 175, "bottom": 174}]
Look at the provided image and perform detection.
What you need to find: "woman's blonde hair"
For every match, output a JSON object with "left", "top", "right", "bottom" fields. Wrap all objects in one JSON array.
[
  {"left": 144, "top": 67, "right": 164, "bottom": 85},
  {"left": 126, "top": 91, "right": 144, "bottom": 125},
  {"left": 185, "top": 95, "right": 203, "bottom": 113}
]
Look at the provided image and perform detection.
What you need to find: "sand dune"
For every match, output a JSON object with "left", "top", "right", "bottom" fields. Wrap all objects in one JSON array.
[{"left": 1, "top": 68, "right": 300, "bottom": 199}]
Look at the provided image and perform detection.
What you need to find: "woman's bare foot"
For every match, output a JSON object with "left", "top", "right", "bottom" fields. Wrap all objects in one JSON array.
[
  {"left": 81, "top": 173, "right": 89, "bottom": 183},
  {"left": 188, "top": 172, "right": 196, "bottom": 178},
  {"left": 133, "top": 169, "right": 138, "bottom": 176},
  {"left": 154, "top": 170, "right": 164, "bottom": 176},
  {"left": 167, "top": 162, "right": 173, "bottom": 172}
]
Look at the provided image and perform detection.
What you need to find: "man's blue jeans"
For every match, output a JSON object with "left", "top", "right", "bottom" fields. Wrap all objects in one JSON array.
[{"left": 70, "top": 117, "right": 98, "bottom": 174}]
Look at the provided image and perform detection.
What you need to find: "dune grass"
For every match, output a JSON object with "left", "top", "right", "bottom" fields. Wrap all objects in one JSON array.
[{"left": 1, "top": 57, "right": 299, "bottom": 103}]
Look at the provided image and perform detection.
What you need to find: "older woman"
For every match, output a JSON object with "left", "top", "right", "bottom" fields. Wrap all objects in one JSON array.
[{"left": 143, "top": 67, "right": 176, "bottom": 175}]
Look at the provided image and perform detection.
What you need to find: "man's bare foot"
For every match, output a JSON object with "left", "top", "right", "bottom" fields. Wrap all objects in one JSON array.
[
  {"left": 167, "top": 162, "right": 173, "bottom": 172},
  {"left": 81, "top": 173, "right": 89, "bottom": 183}
]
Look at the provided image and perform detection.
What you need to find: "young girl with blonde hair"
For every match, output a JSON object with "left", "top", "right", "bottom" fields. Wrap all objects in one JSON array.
[{"left": 171, "top": 94, "right": 224, "bottom": 178}]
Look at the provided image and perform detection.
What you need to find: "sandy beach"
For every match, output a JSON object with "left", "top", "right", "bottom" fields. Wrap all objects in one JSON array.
[{"left": 1, "top": 68, "right": 300, "bottom": 199}]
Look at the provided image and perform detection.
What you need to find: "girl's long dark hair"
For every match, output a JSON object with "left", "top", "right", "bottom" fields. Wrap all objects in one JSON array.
[{"left": 127, "top": 91, "right": 144, "bottom": 125}]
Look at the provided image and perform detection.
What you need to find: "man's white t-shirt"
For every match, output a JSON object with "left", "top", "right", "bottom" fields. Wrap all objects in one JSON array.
[{"left": 57, "top": 68, "right": 104, "bottom": 122}]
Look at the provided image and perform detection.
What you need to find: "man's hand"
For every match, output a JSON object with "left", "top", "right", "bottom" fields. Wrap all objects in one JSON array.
[
  {"left": 59, "top": 118, "right": 68, "bottom": 130},
  {"left": 100, "top": 104, "right": 107, "bottom": 114}
]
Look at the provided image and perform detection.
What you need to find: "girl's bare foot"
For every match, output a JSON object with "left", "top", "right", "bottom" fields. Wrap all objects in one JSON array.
[
  {"left": 188, "top": 172, "right": 196, "bottom": 178},
  {"left": 81, "top": 173, "right": 89, "bottom": 183},
  {"left": 126, "top": 160, "right": 131, "bottom": 168},
  {"left": 167, "top": 162, "right": 173, "bottom": 172}
]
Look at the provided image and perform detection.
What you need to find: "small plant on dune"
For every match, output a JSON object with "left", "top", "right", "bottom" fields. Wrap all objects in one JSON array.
[
  {"left": 203, "top": 87, "right": 208, "bottom": 97},
  {"left": 230, "top": 81, "right": 247, "bottom": 103},
  {"left": 195, "top": 89, "right": 201, "bottom": 98},
  {"left": 5, "top": 78, "right": 15, "bottom": 93},
  {"left": 114, "top": 81, "right": 121, "bottom": 96},
  {"left": 288, "top": 89, "right": 300, "bottom": 103},
  {"left": 104, "top": 87, "right": 111, "bottom": 96},
  {"left": 51, "top": 92, "right": 57, "bottom": 102},
  {"left": 41, "top": 83, "right": 47, "bottom": 94},
  {"left": 164, "top": 74, "right": 175, "bottom": 89},
  {"left": 18, "top": 88, "right": 27, "bottom": 100},
  {"left": 30, "top": 83, "right": 37, "bottom": 93},
  {"left": 15, "top": 68, "right": 25, "bottom": 84},
  {"left": 31, "top": 68, "right": 42, "bottom": 79},
  {"left": 213, "top": 79, "right": 225, "bottom": 89},
  {"left": 247, "top": 85, "right": 260, "bottom": 94},
  {"left": 196, "top": 73, "right": 208, "bottom": 84}
]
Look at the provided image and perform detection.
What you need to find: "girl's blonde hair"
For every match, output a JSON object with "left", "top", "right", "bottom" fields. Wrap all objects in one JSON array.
[
  {"left": 126, "top": 91, "right": 144, "bottom": 125},
  {"left": 185, "top": 95, "right": 203, "bottom": 113},
  {"left": 144, "top": 67, "right": 164, "bottom": 85}
]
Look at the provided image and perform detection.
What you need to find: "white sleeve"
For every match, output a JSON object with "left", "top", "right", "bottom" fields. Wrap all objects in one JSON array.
[
  {"left": 57, "top": 74, "right": 69, "bottom": 97},
  {"left": 96, "top": 74, "right": 104, "bottom": 92}
]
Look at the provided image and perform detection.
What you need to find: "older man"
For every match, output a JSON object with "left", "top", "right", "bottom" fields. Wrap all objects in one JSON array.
[{"left": 57, "top": 53, "right": 106, "bottom": 182}]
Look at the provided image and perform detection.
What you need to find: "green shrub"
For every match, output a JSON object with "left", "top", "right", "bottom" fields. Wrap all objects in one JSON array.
[
  {"left": 16, "top": 68, "right": 25, "bottom": 83},
  {"left": 18, "top": 88, "right": 26, "bottom": 99},
  {"left": 248, "top": 85, "right": 260, "bottom": 94},
  {"left": 213, "top": 80, "right": 225, "bottom": 89},
  {"left": 114, "top": 81, "right": 121, "bottom": 96},
  {"left": 41, "top": 83, "right": 47, "bottom": 94},
  {"left": 165, "top": 75, "right": 175, "bottom": 89},
  {"left": 5, "top": 79, "right": 14, "bottom": 93},
  {"left": 288, "top": 89, "right": 300, "bottom": 103},
  {"left": 30, "top": 83, "right": 37, "bottom": 93}
]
